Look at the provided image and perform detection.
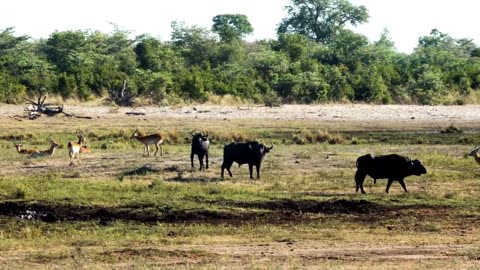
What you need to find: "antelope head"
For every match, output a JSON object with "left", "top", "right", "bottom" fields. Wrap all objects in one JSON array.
[
  {"left": 469, "top": 146, "right": 480, "bottom": 157},
  {"left": 47, "top": 135, "right": 59, "bottom": 148},
  {"left": 76, "top": 129, "right": 85, "bottom": 144},
  {"left": 130, "top": 127, "right": 141, "bottom": 139},
  {"left": 13, "top": 141, "right": 23, "bottom": 152},
  {"left": 468, "top": 146, "right": 480, "bottom": 165}
]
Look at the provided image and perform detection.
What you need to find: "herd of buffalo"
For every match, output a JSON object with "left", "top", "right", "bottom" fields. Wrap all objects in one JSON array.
[
  {"left": 17, "top": 128, "right": 480, "bottom": 194},
  {"left": 182, "top": 129, "right": 427, "bottom": 194}
]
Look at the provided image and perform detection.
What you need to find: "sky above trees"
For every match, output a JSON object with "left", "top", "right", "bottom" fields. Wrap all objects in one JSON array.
[{"left": 0, "top": 0, "right": 479, "bottom": 53}]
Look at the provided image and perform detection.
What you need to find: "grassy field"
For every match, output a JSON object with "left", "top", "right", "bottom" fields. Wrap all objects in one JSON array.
[{"left": 0, "top": 106, "right": 479, "bottom": 269}]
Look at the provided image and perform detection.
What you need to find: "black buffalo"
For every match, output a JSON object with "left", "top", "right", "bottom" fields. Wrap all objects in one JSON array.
[
  {"left": 190, "top": 130, "right": 209, "bottom": 171},
  {"left": 221, "top": 141, "right": 273, "bottom": 179},
  {"left": 355, "top": 154, "right": 427, "bottom": 194}
]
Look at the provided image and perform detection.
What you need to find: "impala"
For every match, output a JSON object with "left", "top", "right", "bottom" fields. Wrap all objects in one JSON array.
[
  {"left": 68, "top": 130, "right": 86, "bottom": 166},
  {"left": 13, "top": 141, "right": 39, "bottom": 155},
  {"left": 130, "top": 127, "right": 163, "bottom": 156},
  {"left": 30, "top": 135, "right": 59, "bottom": 158},
  {"left": 80, "top": 144, "right": 90, "bottom": 154}
]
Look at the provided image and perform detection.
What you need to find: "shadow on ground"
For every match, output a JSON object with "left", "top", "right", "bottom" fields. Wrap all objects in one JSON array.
[{"left": 0, "top": 198, "right": 457, "bottom": 226}]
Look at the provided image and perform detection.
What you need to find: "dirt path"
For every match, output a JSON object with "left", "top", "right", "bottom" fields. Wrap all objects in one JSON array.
[
  {"left": 162, "top": 242, "right": 475, "bottom": 261},
  {"left": 111, "top": 242, "right": 478, "bottom": 269},
  {"left": 2, "top": 104, "right": 480, "bottom": 123}
]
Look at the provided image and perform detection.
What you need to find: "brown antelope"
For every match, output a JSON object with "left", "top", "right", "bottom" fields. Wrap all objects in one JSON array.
[
  {"left": 80, "top": 144, "right": 90, "bottom": 154},
  {"left": 30, "top": 135, "right": 59, "bottom": 158},
  {"left": 469, "top": 146, "right": 480, "bottom": 165},
  {"left": 13, "top": 141, "right": 39, "bottom": 155},
  {"left": 67, "top": 130, "right": 86, "bottom": 166},
  {"left": 130, "top": 127, "right": 163, "bottom": 156}
]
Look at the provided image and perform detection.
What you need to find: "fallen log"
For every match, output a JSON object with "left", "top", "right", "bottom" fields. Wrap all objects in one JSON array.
[
  {"left": 62, "top": 111, "right": 93, "bottom": 119},
  {"left": 126, "top": 112, "right": 146, "bottom": 116}
]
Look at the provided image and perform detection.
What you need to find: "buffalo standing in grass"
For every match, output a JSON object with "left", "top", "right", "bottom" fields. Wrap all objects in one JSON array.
[
  {"left": 190, "top": 130, "right": 209, "bottom": 171},
  {"left": 355, "top": 154, "right": 427, "bottom": 194},
  {"left": 221, "top": 141, "right": 273, "bottom": 179}
]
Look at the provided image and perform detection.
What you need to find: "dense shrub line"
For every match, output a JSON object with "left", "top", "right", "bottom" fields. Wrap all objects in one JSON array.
[{"left": 0, "top": 13, "right": 479, "bottom": 105}]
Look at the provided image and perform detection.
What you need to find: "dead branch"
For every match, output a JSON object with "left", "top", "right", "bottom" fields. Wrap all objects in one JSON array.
[
  {"left": 23, "top": 90, "right": 92, "bottom": 119},
  {"left": 62, "top": 111, "right": 93, "bottom": 119},
  {"left": 126, "top": 112, "right": 146, "bottom": 116},
  {"left": 108, "top": 80, "right": 135, "bottom": 107}
]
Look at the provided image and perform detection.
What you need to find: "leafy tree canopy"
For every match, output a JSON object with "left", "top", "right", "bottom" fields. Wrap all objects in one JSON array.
[
  {"left": 277, "top": 0, "right": 368, "bottom": 43},
  {"left": 212, "top": 14, "right": 254, "bottom": 43}
]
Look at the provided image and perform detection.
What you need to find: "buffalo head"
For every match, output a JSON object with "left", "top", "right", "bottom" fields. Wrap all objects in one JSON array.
[
  {"left": 191, "top": 129, "right": 209, "bottom": 142},
  {"left": 249, "top": 142, "right": 273, "bottom": 159},
  {"left": 410, "top": 159, "right": 427, "bottom": 176}
]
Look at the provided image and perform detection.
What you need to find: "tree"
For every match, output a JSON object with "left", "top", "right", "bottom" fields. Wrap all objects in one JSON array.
[
  {"left": 274, "top": 33, "right": 310, "bottom": 62},
  {"left": 0, "top": 28, "right": 30, "bottom": 102},
  {"left": 42, "top": 30, "right": 90, "bottom": 73},
  {"left": 212, "top": 14, "right": 253, "bottom": 43},
  {"left": 135, "top": 36, "right": 163, "bottom": 71},
  {"left": 277, "top": 0, "right": 368, "bottom": 44},
  {"left": 414, "top": 29, "right": 475, "bottom": 95},
  {"left": 171, "top": 21, "right": 216, "bottom": 66}
]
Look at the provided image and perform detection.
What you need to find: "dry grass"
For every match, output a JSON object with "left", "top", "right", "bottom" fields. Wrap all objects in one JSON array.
[{"left": 292, "top": 129, "right": 345, "bottom": 144}]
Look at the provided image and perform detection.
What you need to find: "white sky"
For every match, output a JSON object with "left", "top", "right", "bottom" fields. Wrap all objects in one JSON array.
[{"left": 1, "top": 0, "right": 478, "bottom": 54}]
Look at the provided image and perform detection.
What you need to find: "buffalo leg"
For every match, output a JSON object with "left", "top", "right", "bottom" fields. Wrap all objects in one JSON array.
[
  {"left": 205, "top": 153, "right": 209, "bottom": 169},
  {"left": 191, "top": 152, "right": 195, "bottom": 168},
  {"left": 256, "top": 163, "right": 261, "bottom": 179},
  {"left": 221, "top": 161, "right": 233, "bottom": 178},
  {"left": 354, "top": 170, "right": 367, "bottom": 194},
  {"left": 398, "top": 179, "right": 408, "bottom": 192},
  {"left": 248, "top": 164, "right": 254, "bottom": 179},
  {"left": 386, "top": 178, "right": 394, "bottom": 193},
  {"left": 197, "top": 154, "right": 204, "bottom": 171}
]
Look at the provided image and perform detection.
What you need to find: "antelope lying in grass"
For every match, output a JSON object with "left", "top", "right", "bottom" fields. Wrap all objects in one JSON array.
[
  {"left": 30, "top": 135, "right": 59, "bottom": 158},
  {"left": 130, "top": 128, "right": 163, "bottom": 156},
  {"left": 68, "top": 130, "right": 86, "bottom": 166},
  {"left": 13, "top": 141, "right": 39, "bottom": 155},
  {"left": 80, "top": 144, "right": 90, "bottom": 154}
]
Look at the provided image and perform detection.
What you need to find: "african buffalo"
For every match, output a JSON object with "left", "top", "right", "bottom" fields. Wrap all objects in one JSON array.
[
  {"left": 355, "top": 154, "right": 427, "bottom": 194},
  {"left": 190, "top": 130, "right": 209, "bottom": 171},
  {"left": 221, "top": 141, "right": 273, "bottom": 179}
]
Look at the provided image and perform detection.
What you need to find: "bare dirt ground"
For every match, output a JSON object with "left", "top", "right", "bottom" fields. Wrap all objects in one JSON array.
[{"left": 2, "top": 103, "right": 480, "bottom": 123}]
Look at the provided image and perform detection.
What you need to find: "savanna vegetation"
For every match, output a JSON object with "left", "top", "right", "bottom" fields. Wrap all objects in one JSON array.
[
  {"left": 1, "top": 0, "right": 480, "bottom": 106},
  {"left": 1, "top": 0, "right": 480, "bottom": 268},
  {"left": 0, "top": 110, "right": 479, "bottom": 268}
]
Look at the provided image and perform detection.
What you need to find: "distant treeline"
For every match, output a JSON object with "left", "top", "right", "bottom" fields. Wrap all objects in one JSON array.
[{"left": 1, "top": 0, "right": 479, "bottom": 105}]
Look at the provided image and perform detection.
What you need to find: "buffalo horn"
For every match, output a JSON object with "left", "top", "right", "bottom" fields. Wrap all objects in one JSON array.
[{"left": 267, "top": 142, "right": 274, "bottom": 150}]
